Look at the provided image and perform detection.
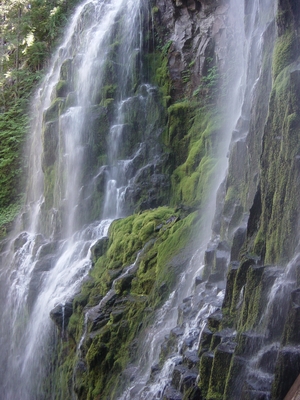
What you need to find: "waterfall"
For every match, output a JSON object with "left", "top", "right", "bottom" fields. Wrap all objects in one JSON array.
[
  {"left": 0, "top": 0, "right": 161, "bottom": 398},
  {"left": 117, "top": 0, "right": 279, "bottom": 398},
  {"left": 0, "top": 0, "right": 292, "bottom": 398}
]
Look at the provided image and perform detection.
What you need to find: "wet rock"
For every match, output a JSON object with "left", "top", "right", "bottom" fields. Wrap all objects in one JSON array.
[
  {"left": 36, "top": 240, "right": 58, "bottom": 258},
  {"left": 50, "top": 301, "right": 73, "bottom": 330},
  {"left": 207, "top": 309, "right": 222, "bottom": 332},
  {"left": 210, "top": 328, "right": 236, "bottom": 351},
  {"left": 229, "top": 256, "right": 258, "bottom": 315},
  {"left": 56, "top": 80, "right": 71, "bottom": 97},
  {"left": 183, "top": 386, "right": 203, "bottom": 399},
  {"left": 222, "top": 261, "right": 239, "bottom": 312},
  {"left": 199, "top": 351, "right": 214, "bottom": 397},
  {"left": 204, "top": 247, "right": 215, "bottom": 267},
  {"left": 180, "top": 370, "right": 198, "bottom": 393},
  {"left": 163, "top": 385, "right": 183, "bottom": 400},
  {"left": 272, "top": 345, "right": 300, "bottom": 400},
  {"left": 195, "top": 276, "right": 203, "bottom": 286},
  {"left": 182, "top": 335, "right": 198, "bottom": 352},
  {"left": 43, "top": 98, "right": 65, "bottom": 123},
  {"left": 114, "top": 273, "right": 135, "bottom": 294},
  {"left": 223, "top": 355, "right": 248, "bottom": 399},
  {"left": 105, "top": 293, "right": 118, "bottom": 307},
  {"left": 178, "top": 300, "right": 192, "bottom": 324},
  {"left": 172, "top": 365, "right": 188, "bottom": 389},
  {"left": 242, "top": 369, "right": 273, "bottom": 398},
  {"left": 27, "top": 271, "right": 44, "bottom": 311},
  {"left": 27, "top": 255, "right": 57, "bottom": 310},
  {"left": 257, "top": 343, "right": 280, "bottom": 374},
  {"left": 75, "top": 360, "right": 87, "bottom": 373},
  {"left": 89, "top": 311, "right": 110, "bottom": 331},
  {"left": 110, "top": 308, "right": 125, "bottom": 323},
  {"left": 183, "top": 350, "right": 199, "bottom": 369},
  {"left": 60, "top": 58, "right": 73, "bottom": 81},
  {"left": 283, "top": 287, "right": 300, "bottom": 344},
  {"left": 207, "top": 341, "right": 237, "bottom": 398},
  {"left": 230, "top": 226, "right": 247, "bottom": 261},
  {"left": 90, "top": 236, "right": 109, "bottom": 264},
  {"left": 235, "top": 331, "right": 265, "bottom": 357},
  {"left": 14, "top": 232, "right": 30, "bottom": 251},
  {"left": 34, "top": 255, "right": 55, "bottom": 272},
  {"left": 42, "top": 120, "right": 59, "bottom": 168},
  {"left": 172, "top": 326, "right": 185, "bottom": 338},
  {"left": 208, "top": 271, "right": 224, "bottom": 282},
  {"left": 150, "top": 363, "right": 161, "bottom": 379},
  {"left": 198, "top": 326, "right": 213, "bottom": 355}
]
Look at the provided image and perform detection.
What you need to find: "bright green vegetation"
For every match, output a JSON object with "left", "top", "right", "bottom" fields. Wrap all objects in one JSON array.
[
  {"left": 167, "top": 103, "right": 220, "bottom": 208},
  {"left": 52, "top": 207, "right": 199, "bottom": 399},
  {"left": 0, "top": 0, "right": 81, "bottom": 235},
  {"left": 258, "top": 53, "right": 300, "bottom": 264},
  {"left": 272, "top": 30, "right": 296, "bottom": 80}
]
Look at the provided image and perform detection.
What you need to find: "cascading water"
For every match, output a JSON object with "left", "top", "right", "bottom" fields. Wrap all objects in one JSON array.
[
  {"left": 117, "top": 0, "right": 279, "bottom": 399},
  {"left": 0, "top": 0, "right": 165, "bottom": 398},
  {"left": 0, "top": 0, "right": 294, "bottom": 398}
]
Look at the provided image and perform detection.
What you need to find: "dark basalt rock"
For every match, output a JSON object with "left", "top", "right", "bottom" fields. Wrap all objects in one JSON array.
[
  {"left": 114, "top": 273, "right": 135, "bottom": 294},
  {"left": 172, "top": 365, "right": 188, "bottom": 389},
  {"left": 210, "top": 328, "right": 236, "bottom": 351},
  {"left": 235, "top": 331, "right": 265, "bottom": 357},
  {"left": 256, "top": 343, "right": 280, "bottom": 374},
  {"left": 183, "top": 350, "right": 199, "bottom": 369},
  {"left": 198, "top": 326, "right": 213, "bottom": 355},
  {"left": 230, "top": 226, "right": 247, "bottom": 261},
  {"left": 199, "top": 351, "right": 214, "bottom": 397},
  {"left": 207, "top": 309, "right": 222, "bottom": 332},
  {"left": 13, "top": 232, "right": 30, "bottom": 251},
  {"left": 50, "top": 301, "right": 73, "bottom": 330},
  {"left": 163, "top": 385, "right": 183, "bottom": 400},
  {"left": 272, "top": 346, "right": 300, "bottom": 400},
  {"left": 180, "top": 370, "right": 198, "bottom": 393}
]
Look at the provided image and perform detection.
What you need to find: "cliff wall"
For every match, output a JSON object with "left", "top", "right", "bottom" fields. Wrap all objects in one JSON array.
[{"left": 43, "top": 0, "right": 300, "bottom": 399}]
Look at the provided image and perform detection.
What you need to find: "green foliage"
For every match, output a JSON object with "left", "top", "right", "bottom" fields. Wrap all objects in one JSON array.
[
  {"left": 168, "top": 104, "right": 220, "bottom": 208},
  {"left": 0, "top": 202, "right": 22, "bottom": 238},
  {"left": 259, "top": 65, "right": 300, "bottom": 263},
  {"left": 272, "top": 30, "right": 295, "bottom": 79},
  {"left": 193, "top": 65, "right": 219, "bottom": 103},
  {"left": 0, "top": 101, "right": 28, "bottom": 209},
  {"left": 0, "top": 0, "right": 81, "bottom": 235}
]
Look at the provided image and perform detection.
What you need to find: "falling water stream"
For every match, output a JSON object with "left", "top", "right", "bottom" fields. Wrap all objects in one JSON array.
[{"left": 0, "top": 0, "right": 156, "bottom": 398}]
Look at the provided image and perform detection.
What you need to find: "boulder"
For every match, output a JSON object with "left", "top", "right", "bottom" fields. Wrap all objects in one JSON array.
[{"left": 50, "top": 301, "right": 73, "bottom": 330}]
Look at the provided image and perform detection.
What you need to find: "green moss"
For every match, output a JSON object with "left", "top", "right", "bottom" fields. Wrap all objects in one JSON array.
[
  {"left": 253, "top": 228, "right": 265, "bottom": 256},
  {"left": 56, "top": 80, "right": 70, "bottom": 98},
  {"left": 43, "top": 166, "right": 56, "bottom": 211},
  {"left": 272, "top": 30, "right": 295, "bottom": 79},
  {"left": 223, "top": 186, "right": 238, "bottom": 215},
  {"left": 44, "top": 97, "right": 65, "bottom": 122},
  {"left": 238, "top": 265, "right": 265, "bottom": 331},
  {"left": 207, "top": 344, "right": 235, "bottom": 400},
  {"left": 259, "top": 66, "right": 300, "bottom": 263},
  {"left": 0, "top": 202, "right": 22, "bottom": 238},
  {"left": 199, "top": 352, "right": 214, "bottom": 397},
  {"left": 169, "top": 108, "right": 220, "bottom": 207}
]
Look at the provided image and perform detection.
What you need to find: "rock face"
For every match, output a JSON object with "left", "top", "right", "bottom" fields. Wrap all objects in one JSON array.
[{"left": 154, "top": 0, "right": 229, "bottom": 99}]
